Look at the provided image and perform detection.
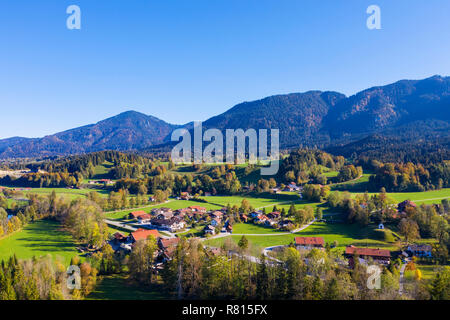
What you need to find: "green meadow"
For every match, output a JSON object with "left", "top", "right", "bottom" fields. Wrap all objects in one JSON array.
[
  {"left": 232, "top": 223, "right": 289, "bottom": 234},
  {"left": 205, "top": 222, "right": 399, "bottom": 252},
  {"left": 0, "top": 219, "right": 80, "bottom": 265},
  {"left": 354, "top": 188, "right": 450, "bottom": 205}
]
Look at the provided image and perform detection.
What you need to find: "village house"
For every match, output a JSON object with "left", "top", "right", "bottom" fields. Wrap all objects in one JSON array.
[
  {"left": 150, "top": 216, "right": 186, "bottom": 232},
  {"left": 250, "top": 211, "right": 263, "bottom": 218},
  {"left": 156, "top": 211, "right": 174, "bottom": 220},
  {"left": 254, "top": 215, "right": 269, "bottom": 224},
  {"left": 152, "top": 207, "right": 173, "bottom": 215},
  {"left": 283, "top": 182, "right": 301, "bottom": 192},
  {"left": 407, "top": 244, "right": 432, "bottom": 258},
  {"left": 268, "top": 211, "right": 281, "bottom": 220},
  {"left": 158, "top": 237, "right": 180, "bottom": 261},
  {"left": 210, "top": 211, "right": 224, "bottom": 219},
  {"left": 204, "top": 224, "right": 215, "bottom": 235},
  {"left": 210, "top": 217, "right": 222, "bottom": 227},
  {"left": 344, "top": 245, "right": 391, "bottom": 267},
  {"left": 129, "top": 228, "right": 161, "bottom": 243},
  {"left": 189, "top": 206, "right": 207, "bottom": 214},
  {"left": 279, "top": 220, "right": 294, "bottom": 229},
  {"left": 271, "top": 187, "right": 282, "bottom": 194},
  {"left": 174, "top": 208, "right": 190, "bottom": 218},
  {"left": 129, "top": 210, "right": 147, "bottom": 220},
  {"left": 265, "top": 219, "right": 276, "bottom": 227},
  {"left": 294, "top": 237, "right": 324, "bottom": 250},
  {"left": 137, "top": 213, "right": 152, "bottom": 224},
  {"left": 207, "top": 247, "right": 223, "bottom": 256},
  {"left": 180, "top": 192, "right": 191, "bottom": 200},
  {"left": 112, "top": 232, "right": 127, "bottom": 245}
]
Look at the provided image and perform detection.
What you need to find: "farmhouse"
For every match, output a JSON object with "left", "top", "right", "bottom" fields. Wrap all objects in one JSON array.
[
  {"left": 294, "top": 237, "right": 324, "bottom": 250},
  {"left": 344, "top": 246, "right": 391, "bottom": 267},
  {"left": 130, "top": 228, "right": 161, "bottom": 242}
]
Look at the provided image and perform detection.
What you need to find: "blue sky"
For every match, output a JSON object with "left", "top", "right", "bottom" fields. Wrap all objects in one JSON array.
[{"left": 1, "top": 0, "right": 450, "bottom": 139}]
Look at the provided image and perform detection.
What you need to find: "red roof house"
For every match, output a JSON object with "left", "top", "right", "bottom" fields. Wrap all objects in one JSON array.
[
  {"left": 130, "top": 228, "right": 160, "bottom": 242},
  {"left": 294, "top": 237, "right": 324, "bottom": 248},
  {"left": 129, "top": 211, "right": 147, "bottom": 219}
]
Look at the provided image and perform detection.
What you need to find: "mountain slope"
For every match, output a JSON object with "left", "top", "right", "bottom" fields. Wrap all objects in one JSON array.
[
  {"left": 324, "top": 75, "right": 450, "bottom": 138},
  {"left": 202, "top": 91, "right": 346, "bottom": 148},
  {"left": 0, "top": 111, "right": 176, "bottom": 158}
]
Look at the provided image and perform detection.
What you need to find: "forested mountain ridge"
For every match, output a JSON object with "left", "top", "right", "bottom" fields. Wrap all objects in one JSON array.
[
  {"left": 201, "top": 91, "right": 346, "bottom": 148},
  {"left": 1, "top": 75, "right": 449, "bottom": 159}
]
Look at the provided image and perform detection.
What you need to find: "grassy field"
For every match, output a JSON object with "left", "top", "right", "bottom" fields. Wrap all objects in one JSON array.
[
  {"left": 0, "top": 186, "right": 110, "bottom": 200},
  {"left": 200, "top": 194, "right": 299, "bottom": 209},
  {"left": 232, "top": 223, "right": 289, "bottom": 234},
  {"left": 205, "top": 222, "right": 399, "bottom": 253},
  {"left": 0, "top": 219, "right": 80, "bottom": 265},
  {"left": 331, "top": 174, "right": 372, "bottom": 191},
  {"left": 86, "top": 274, "right": 171, "bottom": 300}
]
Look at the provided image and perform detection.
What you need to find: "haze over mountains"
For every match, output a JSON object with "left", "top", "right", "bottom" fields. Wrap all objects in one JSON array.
[{"left": 1, "top": 75, "right": 449, "bottom": 159}]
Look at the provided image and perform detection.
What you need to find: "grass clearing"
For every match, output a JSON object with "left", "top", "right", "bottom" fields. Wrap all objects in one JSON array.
[
  {"left": 0, "top": 219, "right": 80, "bottom": 265},
  {"left": 232, "top": 223, "right": 289, "bottom": 234}
]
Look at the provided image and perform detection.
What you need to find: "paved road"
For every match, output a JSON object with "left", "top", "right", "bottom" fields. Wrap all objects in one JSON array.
[
  {"left": 398, "top": 258, "right": 410, "bottom": 295},
  {"left": 105, "top": 219, "right": 138, "bottom": 232}
]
